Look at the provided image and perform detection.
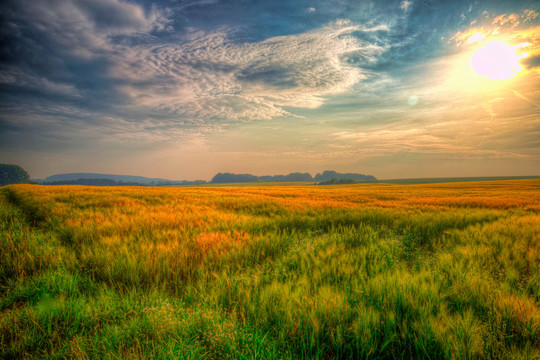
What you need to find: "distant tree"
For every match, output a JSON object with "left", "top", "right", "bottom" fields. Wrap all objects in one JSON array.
[
  {"left": 314, "top": 170, "right": 376, "bottom": 182},
  {"left": 287, "top": 172, "right": 313, "bottom": 181},
  {"left": 211, "top": 173, "right": 259, "bottom": 183},
  {"left": 0, "top": 164, "right": 31, "bottom": 186},
  {"left": 267, "top": 172, "right": 313, "bottom": 182},
  {"left": 215, "top": 172, "right": 315, "bottom": 183}
]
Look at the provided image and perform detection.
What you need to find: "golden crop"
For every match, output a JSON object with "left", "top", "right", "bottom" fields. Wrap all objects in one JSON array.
[{"left": 1, "top": 180, "right": 539, "bottom": 359}]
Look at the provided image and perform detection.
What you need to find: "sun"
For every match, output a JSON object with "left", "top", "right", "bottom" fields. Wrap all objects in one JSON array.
[{"left": 471, "top": 41, "right": 527, "bottom": 80}]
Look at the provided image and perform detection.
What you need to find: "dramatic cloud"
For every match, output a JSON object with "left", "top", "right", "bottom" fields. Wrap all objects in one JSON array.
[
  {"left": 0, "top": 0, "right": 170, "bottom": 105},
  {"left": 1, "top": 0, "right": 539, "bottom": 179},
  {"left": 2, "top": 0, "right": 169, "bottom": 58},
  {"left": 452, "top": 9, "right": 539, "bottom": 45},
  {"left": 0, "top": 68, "right": 79, "bottom": 96},
  {"left": 113, "top": 20, "right": 388, "bottom": 122}
]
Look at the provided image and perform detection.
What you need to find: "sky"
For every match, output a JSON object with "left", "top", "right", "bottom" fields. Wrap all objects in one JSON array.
[{"left": 1, "top": 0, "right": 539, "bottom": 180}]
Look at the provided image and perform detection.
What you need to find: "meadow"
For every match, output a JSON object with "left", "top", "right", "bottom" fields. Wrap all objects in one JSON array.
[{"left": 0, "top": 180, "right": 539, "bottom": 359}]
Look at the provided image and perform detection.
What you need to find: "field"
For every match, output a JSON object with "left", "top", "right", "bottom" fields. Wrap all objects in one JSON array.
[{"left": 1, "top": 180, "right": 539, "bottom": 359}]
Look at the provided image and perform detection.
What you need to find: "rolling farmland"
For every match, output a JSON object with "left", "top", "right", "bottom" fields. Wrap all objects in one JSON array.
[{"left": 1, "top": 180, "right": 539, "bottom": 359}]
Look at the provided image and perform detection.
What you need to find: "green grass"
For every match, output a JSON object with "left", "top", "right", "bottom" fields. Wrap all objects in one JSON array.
[{"left": 0, "top": 182, "right": 539, "bottom": 359}]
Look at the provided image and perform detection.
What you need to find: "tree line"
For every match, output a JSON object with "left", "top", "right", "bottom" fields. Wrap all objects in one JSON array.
[
  {"left": 1, "top": 164, "right": 377, "bottom": 186},
  {"left": 0, "top": 164, "right": 31, "bottom": 186}
]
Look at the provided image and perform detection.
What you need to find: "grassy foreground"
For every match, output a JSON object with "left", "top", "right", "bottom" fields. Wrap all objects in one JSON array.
[{"left": 0, "top": 181, "right": 539, "bottom": 359}]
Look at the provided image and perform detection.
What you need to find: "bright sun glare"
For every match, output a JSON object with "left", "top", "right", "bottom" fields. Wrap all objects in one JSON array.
[{"left": 471, "top": 41, "right": 528, "bottom": 80}]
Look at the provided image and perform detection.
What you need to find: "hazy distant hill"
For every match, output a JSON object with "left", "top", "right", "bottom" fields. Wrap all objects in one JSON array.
[
  {"left": 45, "top": 173, "right": 170, "bottom": 185},
  {"left": 41, "top": 170, "right": 377, "bottom": 186}
]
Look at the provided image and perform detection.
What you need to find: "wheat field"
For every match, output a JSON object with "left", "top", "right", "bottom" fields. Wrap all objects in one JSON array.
[{"left": 1, "top": 180, "right": 539, "bottom": 359}]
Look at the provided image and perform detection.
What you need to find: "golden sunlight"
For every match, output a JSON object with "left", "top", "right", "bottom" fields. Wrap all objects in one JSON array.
[
  {"left": 471, "top": 41, "right": 528, "bottom": 80},
  {"left": 468, "top": 32, "right": 485, "bottom": 44}
]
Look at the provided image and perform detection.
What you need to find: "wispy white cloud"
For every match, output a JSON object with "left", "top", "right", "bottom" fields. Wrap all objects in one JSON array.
[
  {"left": 452, "top": 9, "right": 540, "bottom": 47},
  {"left": 175, "top": 0, "right": 221, "bottom": 11},
  {"left": 400, "top": 1, "right": 412, "bottom": 11},
  {"left": 323, "top": 88, "right": 540, "bottom": 161},
  {"left": 112, "top": 20, "right": 389, "bottom": 122},
  {"left": 490, "top": 9, "right": 539, "bottom": 28},
  {"left": 492, "top": 13, "right": 520, "bottom": 27}
]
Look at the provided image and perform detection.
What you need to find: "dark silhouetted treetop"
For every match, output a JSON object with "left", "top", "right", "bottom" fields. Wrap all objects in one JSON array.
[
  {"left": 211, "top": 173, "right": 259, "bottom": 183},
  {"left": 0, "top": 164, "right": 31, "bottom": 186}
]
